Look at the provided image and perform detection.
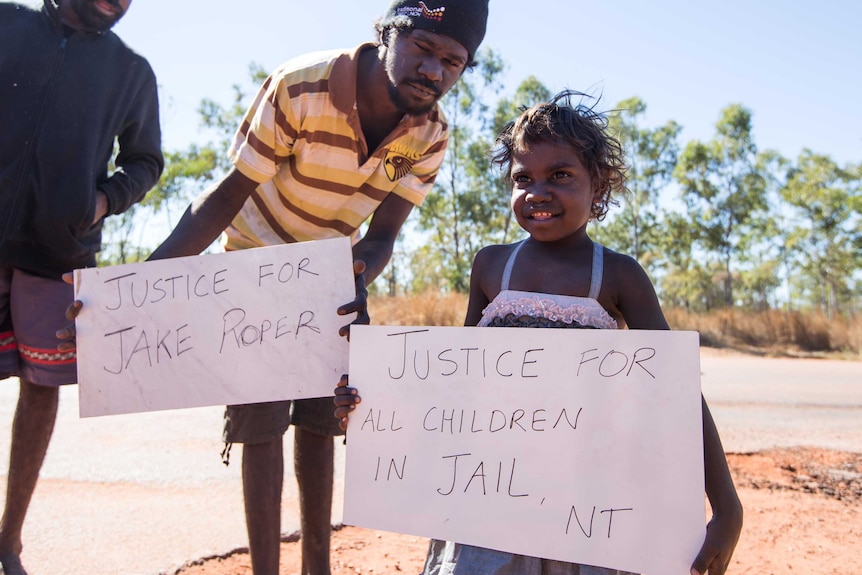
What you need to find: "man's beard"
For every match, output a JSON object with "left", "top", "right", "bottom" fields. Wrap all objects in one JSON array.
[
  {"left": 387, "top": 80, "right": 440, "bottom": 117},
  {"left": 71, "top": 0, "right": 126, "bottom": 32}
]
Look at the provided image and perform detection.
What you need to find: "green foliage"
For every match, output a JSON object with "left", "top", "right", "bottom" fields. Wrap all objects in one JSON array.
[
  {"left": 673, "top": 104, "right": 771, "bottom": 307},
  {"left": 780, "top": 150, "right": 862, "bottom": 316},
  {"left": 595, "top": 97, "right": 681, "bottom": 276},
  {"left": 99, "top": 206, "right": 148, "bottom": 265},
  {"left": 736, "top": 259, "right": 782, "bottom": 311}
]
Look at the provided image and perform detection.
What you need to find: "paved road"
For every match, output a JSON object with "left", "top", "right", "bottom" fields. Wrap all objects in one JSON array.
[
  {"left": 699, "top": 349, "right": 862, "bottom": 453},
  {"left": 0, "top": 349, "right": 859, "bottom": 575}
]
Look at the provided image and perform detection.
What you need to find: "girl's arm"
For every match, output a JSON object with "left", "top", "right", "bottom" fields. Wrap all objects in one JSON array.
[
  {"left": 611, "top": 251, "right": 742, "bottom": 574},
  {"left": 463, "top": 247, "right": 494, "bottom": 327},
  {"left": 692, "top": 399, "right": 743, "bottom": 575},
  {"left": 606, "top": 251, "right": 669, "bottom": 330}
]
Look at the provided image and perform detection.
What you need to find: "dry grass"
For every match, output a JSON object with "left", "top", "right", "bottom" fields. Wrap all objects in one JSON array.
[
  {"left": 665, "top": 308, "right": 861, "bottom": 357},
  {"left": 368, "top": 293, "right": 861, "bottom": 358},
  {"left": 368, "top": 291, "right": 469, "bottom": 327}
]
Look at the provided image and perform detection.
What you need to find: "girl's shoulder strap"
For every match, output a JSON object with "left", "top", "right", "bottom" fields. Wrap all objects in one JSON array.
[
  {"left": 500, "top": 240, "right": 527, "bottom": 291},
  {"left": 501, "top": 240, "right": 604, "bottom": 297},
  {"left": 588, "top": 242, "right": 604, "bottom": 300}
]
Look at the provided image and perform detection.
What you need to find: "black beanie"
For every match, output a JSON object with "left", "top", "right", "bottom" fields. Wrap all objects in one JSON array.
[{"left": 381, "top": 0, "right": 490, "bottom": 61}]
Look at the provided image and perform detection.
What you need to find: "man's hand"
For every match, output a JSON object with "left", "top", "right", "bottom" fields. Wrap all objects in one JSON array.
[
  {"left": 92, "top": 190, "right": 109, "bottom": 224},
  {"left": 333, "top": 374, "right": 361, "bottom": 431},
  {"left": 337, "top": 260, "right": 370, "bottom": 340},
  {"left": 56, "top": 272, "right": 81, "bottom": 352}
]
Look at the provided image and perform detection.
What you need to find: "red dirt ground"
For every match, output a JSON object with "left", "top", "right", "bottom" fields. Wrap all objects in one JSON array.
[{"left": 173, "top": 446, "right": 861, "bottom": 575}]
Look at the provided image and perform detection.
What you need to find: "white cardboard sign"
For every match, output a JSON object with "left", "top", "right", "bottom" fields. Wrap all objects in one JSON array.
[
  {"left": 344, "top": 325, "right": 705, "bottom": 575},
  {"left": 74, "top": 238, "right": 355, "bottom": 417}
]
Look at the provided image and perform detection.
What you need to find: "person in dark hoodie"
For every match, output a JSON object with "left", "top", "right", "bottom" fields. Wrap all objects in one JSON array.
[{"left": 0, "top": 1, "right": 163, "bottom": 572}]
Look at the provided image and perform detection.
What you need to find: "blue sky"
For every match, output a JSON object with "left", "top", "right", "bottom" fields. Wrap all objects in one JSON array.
[{"left": 105, "top": 0, "right": 861, "bottom": 167}]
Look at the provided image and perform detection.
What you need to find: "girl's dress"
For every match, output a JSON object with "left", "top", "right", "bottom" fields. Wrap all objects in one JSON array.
[{"left": 421, "top": 240, "right": 636, "bottom": 575}]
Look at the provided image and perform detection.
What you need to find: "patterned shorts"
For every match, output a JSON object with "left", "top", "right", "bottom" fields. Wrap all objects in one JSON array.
[{"left": 0, "top": 267, "right": 77, "bottom": 386}]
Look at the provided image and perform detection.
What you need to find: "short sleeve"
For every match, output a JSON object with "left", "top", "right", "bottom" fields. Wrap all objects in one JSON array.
[{"left": 228, "top": 68, "right": 298, "bottom": 184}]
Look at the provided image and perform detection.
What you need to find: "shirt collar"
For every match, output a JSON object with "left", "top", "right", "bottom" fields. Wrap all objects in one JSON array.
[{"left": 330, "top": 42, "right": 437, "bottom": 129}]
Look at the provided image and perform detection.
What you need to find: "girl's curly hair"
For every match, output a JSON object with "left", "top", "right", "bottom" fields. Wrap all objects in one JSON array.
[{"left": 492, "top": 90, "right": 627, "bottom": 221}]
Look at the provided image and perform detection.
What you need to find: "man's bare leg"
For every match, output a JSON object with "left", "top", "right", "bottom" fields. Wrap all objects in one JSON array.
[
  {"left": 242, "top": 437, "right": 284, "bottom": 575},
  {"left": 0, "top": 379, "right": 60, "bottom": 575},
  {"left": 294, "top": 427, "right": 334, "bottom": 575}
]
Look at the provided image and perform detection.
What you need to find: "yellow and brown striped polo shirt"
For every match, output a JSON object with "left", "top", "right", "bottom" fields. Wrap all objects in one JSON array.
[{"left": 223, "top": 43, "right": 449, "bottom": 251}]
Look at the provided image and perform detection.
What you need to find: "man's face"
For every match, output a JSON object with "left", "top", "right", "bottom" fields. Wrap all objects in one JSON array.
[
  {"left": 68, "top": 0, "right": 131, "bottom": 32},
  {"left": 382, "top": 28, "right": 469, "bottom": 116}
]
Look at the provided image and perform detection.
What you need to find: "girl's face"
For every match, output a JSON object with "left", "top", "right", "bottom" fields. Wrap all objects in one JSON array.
[{"left": 509, "top": 140, "right": 599, "bottom": 244}]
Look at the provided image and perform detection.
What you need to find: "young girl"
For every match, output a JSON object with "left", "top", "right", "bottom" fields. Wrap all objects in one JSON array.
[{"left": 336, "top": 90, "right": 743, "bottom": 575}]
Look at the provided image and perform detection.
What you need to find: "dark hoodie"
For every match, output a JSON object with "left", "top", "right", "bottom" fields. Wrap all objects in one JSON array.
[{"left": 0, "top": 0, "right": 164, "bottom": 279}]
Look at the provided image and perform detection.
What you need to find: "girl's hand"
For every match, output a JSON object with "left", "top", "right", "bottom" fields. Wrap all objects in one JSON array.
[
  {"left": 333, "top": 374, "right": 361, "bottom": 431},
  {"left": 690, "top": 508, "right": 743, "bottom": 575}
]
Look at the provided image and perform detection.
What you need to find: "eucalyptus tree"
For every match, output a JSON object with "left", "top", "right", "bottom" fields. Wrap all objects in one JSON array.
[
  {"left": 655, "top": 211, "right": 718, "bottom": 310},
  {"left": 781, "top": 150, "right": 861, "bottom": 316},
  {"left": 595, "top": 97, "right": 680, "bottom": 276},
  {"left": 674, "top": 104, "right": 769, "bottom": 307},
  {"left": 732, "top": 149, "right": 787, "bottom": 310}
]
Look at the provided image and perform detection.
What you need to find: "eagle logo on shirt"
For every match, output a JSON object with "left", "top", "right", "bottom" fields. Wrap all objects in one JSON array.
[{"left": 384, "top": 145, "right": 421, "bottom": 182}]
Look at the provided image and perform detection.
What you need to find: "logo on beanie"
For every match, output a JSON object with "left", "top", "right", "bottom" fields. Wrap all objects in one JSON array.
[
  {"left": 384, "top": 144, "right": 421, "bottom": 182},
  {"left": 396, "top": 1, "right": 445, "bottom": 22}
]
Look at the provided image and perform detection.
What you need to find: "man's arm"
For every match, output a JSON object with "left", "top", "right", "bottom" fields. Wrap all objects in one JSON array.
[
  {"left": 332, "top": 193, "right": 414, "bottom": 421},
  {"left": 91, "top": 191, "right": 109, "bottom": 224},
  {"left": 351, "top": 193, "right": 415, "bottom": 284},
  {"left": 149, "top": 167, "right": 259, "bottom": 260},
  {"left": 336, "top": 193, "right": 414, "bottom": 332},
  {"left": 98, "top": 66, "right": 165, "bottom": 217}
]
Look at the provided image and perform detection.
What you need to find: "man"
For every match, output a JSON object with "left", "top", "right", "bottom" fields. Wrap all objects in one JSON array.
[
  {"left": 0, "top": 0, "right": 164, "bottom": 573},
  {"left": 145, "top": 1, "right": 489, "bottom": 573}
]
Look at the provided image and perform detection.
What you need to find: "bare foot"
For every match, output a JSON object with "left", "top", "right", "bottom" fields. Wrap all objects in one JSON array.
[{"left": 0, "top": 553, "right": 28, "bottom": 575}]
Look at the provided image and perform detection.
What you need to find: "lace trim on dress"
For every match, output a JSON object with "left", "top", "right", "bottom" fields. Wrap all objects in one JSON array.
[{"left": 478, "top": 291, "right": 618, "bottom": 330}]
